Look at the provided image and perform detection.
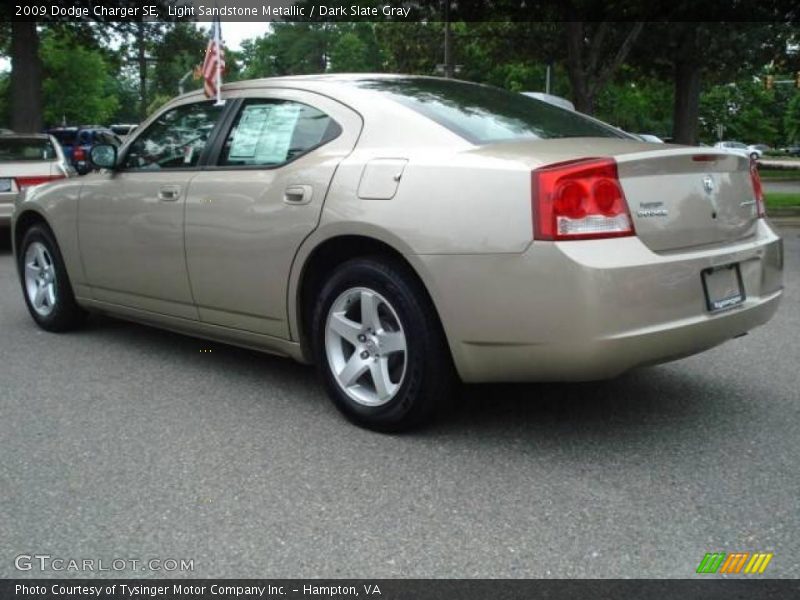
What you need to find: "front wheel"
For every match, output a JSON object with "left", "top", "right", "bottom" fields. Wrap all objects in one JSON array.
[
  {"left": 18, "top": 224, "right": 86, "bottom": 332},
  {"left": 311, "top": 257, "right": 454, "bottom": 432}
]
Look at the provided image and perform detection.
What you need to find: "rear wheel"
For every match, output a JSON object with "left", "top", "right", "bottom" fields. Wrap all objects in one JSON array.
[
  {"left": 18, "top": 224, "right": 86, "bottom": 332},
  {"left": 311, "top": 257, "right": 454, "bottom": 431}
]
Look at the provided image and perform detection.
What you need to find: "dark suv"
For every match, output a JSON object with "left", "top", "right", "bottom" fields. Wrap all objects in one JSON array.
[{"left": 46, "top": 126, "right": 122, "bottom": 175}]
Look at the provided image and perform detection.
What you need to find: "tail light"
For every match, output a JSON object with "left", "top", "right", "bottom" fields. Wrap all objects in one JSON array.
[
  {"left": 532, "top": 157, "right": 635, "bottom": 241},
  {"left": 750, "top": 160, "right": 765, "bottom": 218},
  {"left": 15, "top": 175, "right": 65, "bottom": 191},
  {"left": 73, "top": 146, "right": 86, "bottom": 161}
]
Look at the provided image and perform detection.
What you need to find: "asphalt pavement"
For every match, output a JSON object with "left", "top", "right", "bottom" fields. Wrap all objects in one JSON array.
[
  {"left": 763, "top": 179, "right": 800, "bottom": 194},
  {"left": 1, "top": 225, "right": 798, "bottom": 579}
]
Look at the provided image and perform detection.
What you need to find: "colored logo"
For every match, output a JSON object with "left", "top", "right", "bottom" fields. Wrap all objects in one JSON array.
[{"left": 696, "top": 552, "right": 773, "bottom": 574}]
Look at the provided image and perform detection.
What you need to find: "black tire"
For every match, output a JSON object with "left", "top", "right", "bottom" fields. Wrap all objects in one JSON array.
[
  {"left": 311, "top": 256, "right": 454, "bottom": 432},
  {"left": 17, "top": 224, "right": 86, "bottom": 332}
]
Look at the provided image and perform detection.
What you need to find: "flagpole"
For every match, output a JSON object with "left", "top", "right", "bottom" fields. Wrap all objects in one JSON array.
[{"left": 215, "top": 18, "right": 222, "bottom": 105}]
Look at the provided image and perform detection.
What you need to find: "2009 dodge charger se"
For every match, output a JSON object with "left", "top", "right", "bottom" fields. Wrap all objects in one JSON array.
[{"left": 12, "top": 75, "right": 783, "bottom": 431}]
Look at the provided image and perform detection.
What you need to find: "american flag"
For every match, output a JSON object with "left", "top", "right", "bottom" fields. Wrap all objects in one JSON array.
[{"left": 202, "top": 17, "right": 224, "bottom": 101}]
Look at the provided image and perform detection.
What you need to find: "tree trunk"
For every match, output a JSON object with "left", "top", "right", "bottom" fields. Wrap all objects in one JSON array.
[
  {"left": 11, "top": 21, "right": 43, "bottom": 133},
  {"left": 137, "top": 22, "right": 148, "bottom": 119},
  {"left": 672, "top": 61, "right": 701, "bottom": 145},
  {"left": 564, "top": 22, "right": 594, "bottom": 114}
]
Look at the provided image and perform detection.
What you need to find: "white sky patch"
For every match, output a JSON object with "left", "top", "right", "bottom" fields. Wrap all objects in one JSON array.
[{"left": 204, "top": 21, "right": 272, "bottom": 50}]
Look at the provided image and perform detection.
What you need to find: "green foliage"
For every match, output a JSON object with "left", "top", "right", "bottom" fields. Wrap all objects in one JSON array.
[
  {"left": 329, "top": 32, "right": 371, "bottom": 73},
  {"left": 40, "top": 29, "right": 118, "bottom": 127},
  {"left": 700, "top": 81, "right": 779, "bottom": 144},
  {"left": 785, "top": 93, "right": 800, "bottom": 144},
  {"left": 1, "top": 19, "right": 797, "bottom": 142},
  {"left": 146, "top": 93, "right": 172, "bottom": 117},
  {"left": 374, "top": 21, "right": 440, "bottom": 74},
  {"left": 152, "top": 23, "right": 207, "bottom": 98},
  {"left": 764, "top": 192, "right": 800, "bottom": 209},
  {"left": 595, "top": 75, "right": 673, "bottom": 136}
]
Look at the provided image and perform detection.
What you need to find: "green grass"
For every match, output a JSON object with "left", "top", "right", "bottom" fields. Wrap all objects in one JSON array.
[
  {"left": 764, "top": 192, "right": 800, "bottom": 209},
  {"left": 758, "top": 169, "right": 800, "bottom": 180}
]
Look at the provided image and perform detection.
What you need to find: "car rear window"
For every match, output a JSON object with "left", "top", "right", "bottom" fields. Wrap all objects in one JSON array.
[
  {"left": 48, "top": 130, "right": 77, "bottom": 145},
  {"left": 0, "top": 138, "right": 57, "bottom": 161},
  {"left": 354, "top": 78, "right": 629, "bottom": 144}
]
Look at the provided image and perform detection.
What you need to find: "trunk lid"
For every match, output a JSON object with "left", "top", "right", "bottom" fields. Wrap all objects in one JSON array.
[
  {"left": 468, "top": 138, "right": 760, "bottom": 252},
  {"left": 615, "top": 150, "right": 758, "bottom": 252}
]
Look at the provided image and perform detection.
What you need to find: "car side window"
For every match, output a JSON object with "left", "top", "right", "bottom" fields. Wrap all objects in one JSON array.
[
  {"left": 219, "top": 100, "right": 341, "bottom": 167},
  {"left": 121, "top": 102, "right": 224, "bottom": 170}
]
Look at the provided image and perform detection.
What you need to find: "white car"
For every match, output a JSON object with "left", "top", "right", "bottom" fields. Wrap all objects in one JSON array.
[
  {"left": 0, "top": 134, "right": 73, "bottom": 226},
  {"left": 714, "top": 141, "right": 760, "bottom": 161}
]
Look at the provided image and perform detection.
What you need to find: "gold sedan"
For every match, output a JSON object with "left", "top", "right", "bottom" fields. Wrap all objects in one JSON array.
[{"left": 12, "top": 75, "right": 783, "bottom": 431}]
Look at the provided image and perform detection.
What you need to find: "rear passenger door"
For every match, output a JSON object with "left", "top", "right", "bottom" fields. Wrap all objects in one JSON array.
[{"left": 184, "top": 89, "right": 362, "bottom": 339}]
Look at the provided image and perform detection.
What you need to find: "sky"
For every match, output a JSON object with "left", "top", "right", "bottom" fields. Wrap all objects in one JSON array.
[{"left": 207, "top": 21, "right": 271, "bottom": 49}]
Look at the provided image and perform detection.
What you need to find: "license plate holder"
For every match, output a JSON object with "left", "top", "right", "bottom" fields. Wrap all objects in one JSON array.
[
  {"left": 0, "top": 178, "right": 11, "bottom": 193},
  {"left": 702, "top": 263, "right": 745, "bottom": 312}
]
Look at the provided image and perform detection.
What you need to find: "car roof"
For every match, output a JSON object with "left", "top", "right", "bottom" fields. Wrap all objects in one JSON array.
[
  {"left": 173, "top": 73, "right": 472, "bottom": 103},
  {"left": 0, "top": 133, "right": 51, "bottom": 140}
]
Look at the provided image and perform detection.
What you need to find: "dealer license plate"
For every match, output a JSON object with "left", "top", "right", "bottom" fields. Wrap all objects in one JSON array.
[{"left": 702, "top": 264, "right": 745, "bottom": 312}]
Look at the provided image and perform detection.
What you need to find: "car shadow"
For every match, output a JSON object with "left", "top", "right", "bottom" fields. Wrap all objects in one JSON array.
[
  {"left": 71, "top": 312, "right": 738, "bottom": 451},
  {"left": 0, "top": 228, "right": 11, "bottom": 254}
]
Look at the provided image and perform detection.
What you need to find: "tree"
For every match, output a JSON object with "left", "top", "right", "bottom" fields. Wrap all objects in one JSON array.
[
  {"left": 595, "top": 74, "right": 673, "bottom": 135},
  {"left": 785, "top": 93, "right": 800, "bottom": 143},
  {"left": 10, "top": 21, "right": 42, "bottom": 132},
  {"left": 700, "top": 81, "right": 779, "bottom": 145},
  {"left": 152, "top": 23, "right": 207, "bottom": 98},
  {"left": 330, "top": 32, "right": 370, "bottom": 72},
  {"left": 0, "top": 1, "right": 175, "bottom": 131},
  {"left": 563, "top": 21, "right": 645, "bottom": 114},
  {"left": 630, "top": 21, "right": 793, "bottom": 144},
  {"left": 39, "top": 29, "right": 119, "bottom": 126}
]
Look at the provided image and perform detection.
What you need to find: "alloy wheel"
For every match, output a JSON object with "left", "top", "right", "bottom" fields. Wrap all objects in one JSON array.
[
  {"left": 24, "top": 241, "right": 58, "bottom": 317},
  {"left": 324, "top": 287, "right": 407, "bottom": 407}
]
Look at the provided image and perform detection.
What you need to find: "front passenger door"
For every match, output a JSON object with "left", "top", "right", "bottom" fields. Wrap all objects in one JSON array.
[{"left": 79, "top": 101, "right": 226, "bottom": 319}]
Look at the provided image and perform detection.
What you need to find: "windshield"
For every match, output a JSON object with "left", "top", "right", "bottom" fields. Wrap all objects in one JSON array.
[
  {"left": 0, "top": 138, "right": 58, "bottom": 161},
  {"left": 354, "top": 78, "right": 629, "bottom": 145}
]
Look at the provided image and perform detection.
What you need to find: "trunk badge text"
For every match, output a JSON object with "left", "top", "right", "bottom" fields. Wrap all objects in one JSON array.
[{"left": 637, "top": 201, "right": 668, "bottom": 218}]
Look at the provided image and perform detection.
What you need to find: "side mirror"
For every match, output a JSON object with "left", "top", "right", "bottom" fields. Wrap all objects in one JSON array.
[{"left": 90, "top": 144, "right": 117, "bottom": 170}]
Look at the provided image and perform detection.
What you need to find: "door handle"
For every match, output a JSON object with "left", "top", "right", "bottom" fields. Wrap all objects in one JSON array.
[
  {"left": 284, "top": 185, "right": 313, "bottom": 205},
  {"left": 158, "top": 185, "right": 181, "bottom": 202}
]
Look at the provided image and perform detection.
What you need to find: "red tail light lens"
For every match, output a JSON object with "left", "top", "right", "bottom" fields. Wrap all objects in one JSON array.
[
  {"left": 750, "top": 160, "right": 765, "bottom": 218},
  {"left": 73, "top": 146, "right": 86, "bottom": 161},
  {"left": 532, "top": 158, "right": 635, "bottom": 241},
  {"left": 15, "top": 175, "right": 65, "bottom": 191}
]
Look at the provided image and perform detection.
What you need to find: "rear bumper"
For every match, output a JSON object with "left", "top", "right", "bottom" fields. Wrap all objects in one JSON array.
[{"left": 416, "top": 220, "right": 783, "bottom": 382}]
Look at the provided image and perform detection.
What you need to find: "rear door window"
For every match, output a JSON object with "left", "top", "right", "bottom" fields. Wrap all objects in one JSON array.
[{"left": 218, "top": 100, "right": 341, "bottom": 167}]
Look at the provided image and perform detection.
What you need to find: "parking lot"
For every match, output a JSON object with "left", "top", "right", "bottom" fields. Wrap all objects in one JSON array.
[{"left": 1, "top": 224, "right": 798, "bottom": 579}]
